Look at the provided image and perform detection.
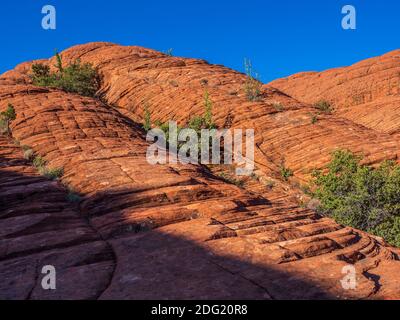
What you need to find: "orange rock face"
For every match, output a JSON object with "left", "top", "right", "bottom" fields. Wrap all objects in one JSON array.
[
  {"left": 0, "top": 42, "right": 400, "bottom": 299},
  {"left": 270, "top": 50, "right": 400, "bottom": 135}
]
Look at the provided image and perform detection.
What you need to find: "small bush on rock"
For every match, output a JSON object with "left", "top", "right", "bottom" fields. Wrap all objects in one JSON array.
[
  {"left": 280, "top": 165, "right": 293, "bottom": 181},
  {"left": 243, "top": 59, "right": 262, "bottom": 102},
  {"left": 314, "top": 100, "right": 333, "bottom": 114},
  {"left": 0, "top": 104, "right": 17, "bottom": 135},
  {"left": 311, "top": 149, "right": 400, "bottom": 247},
  {"left": 31, "top": 52, "right": 99, "bottom": 97}
]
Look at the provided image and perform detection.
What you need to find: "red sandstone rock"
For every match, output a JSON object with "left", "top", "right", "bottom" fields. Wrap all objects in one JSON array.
[
  {"left": 0, "top": 43, "right": 399, "bottom": 299},
  {"left": 270, "top": 50, "right": 400, "bottom": 135}
]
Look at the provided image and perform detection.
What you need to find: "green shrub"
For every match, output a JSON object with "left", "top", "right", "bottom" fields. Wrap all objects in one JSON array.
[
  {"left": 314, "top": 100, "right": 333, "bottom": 114},
  {"left": 311, "top": 149, "right": 400, "bottom": 247},
  {"left": 152, "top": 91, "right": 216, "bottom": 161},
  {"left": 66, "top": 192, "right": 81, "bottom": 203},
  {"left": 280, "top": 165, "right": 293, "bottom": 181},
  {"left": 218, "top": 172, "right": 244, "bottom": 188},
  {"left": 23, "top": 148, "right": 34, "bottom": 161},
  {"left": 56, "top": 59, "right": 98, "bottom": 96},
  {"left": 0, "top": 118, "right": 8, "bottom": 135},
  {"left": 0, "top": 104, "right": 17, "bottom": 135},
  {"left": 143, "top": 103, "right": 152, "bottom": 131},
  {"left": 264, "top": 179, "right": 275, "bottom": 189},
  {"left": 43, "top": 167, "right": 64, "bottom": 180},
  {"left": 187, "top": 116, "right": 204, "bottom": 133},
  {"left": 31, "top": 64, "right": 54, "bottom": 86},
  {"left": 187, "top": 90, "right": 216, "bottom": 133},
  {"left": 243, "top": 59, "right": 262, "bottom": 102},
  {"left": 54, "top": 51, "right": 63, "bottom": 73},
  {"left": 33, "top": 155, "right": 46, "bottom": 168},
  {"left": 31, "top": 52, "right": 99, "bottom": 97},
  {"left": 273, "top": 102, "right": 284, "bottom": 112},
  {"left": 311, "top": 114, "right": 318, "bottom": 124}
]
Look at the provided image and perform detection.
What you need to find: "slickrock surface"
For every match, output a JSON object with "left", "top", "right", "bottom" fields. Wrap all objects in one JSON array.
[
  {"left": 40, "top": 42, "right": 400, "bottom": 183},
  {"left": 0, "top": 42, "right": 400, "bottom": 299},
  {"left": 0, "top": 137, "right": 115, "bottom": 299},
  {"left": 269, "top": 50, "right": 400, "bottom": 135}
]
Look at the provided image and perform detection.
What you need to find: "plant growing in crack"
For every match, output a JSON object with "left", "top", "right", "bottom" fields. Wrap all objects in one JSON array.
[
  {"left": 243, "top": 58, "right": 262, "bottom": 102},
  {"left": 0, "top": 103, "right": 16, "bottom": 135}
]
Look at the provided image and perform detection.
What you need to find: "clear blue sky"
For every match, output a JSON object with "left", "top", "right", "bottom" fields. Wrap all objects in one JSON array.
[{"left": 1, "top": 0, "right": 399, "bottom": 82}]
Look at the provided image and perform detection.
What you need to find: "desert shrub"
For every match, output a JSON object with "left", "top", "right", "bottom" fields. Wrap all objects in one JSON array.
[
  {"left": 155, "top": 90, "right": 215, "bottom": 136},
  {"left": 152, "top": 91, "right": 217, "bottom": 161},
  {"left": 43, "top": 167, "right": 64, "bottom": 180},
  {"left": 55, "top": 51, "right": 63, "bottom": 72},
  {"left": 33, "top": 155, "right": 46, "bottom": 168},
  {"left": 218, "top": 172, "right": 244, "bottom": 188},
  {"left": 0, "top": 104, "right": 17, "bottom": 135},
  {"left": 243, "top": 59, "right": 262, "bottom": 102},
  {"left": 31, "top": 52, "right": 98, "bottom": 97},
  {"left": 311, "top": 149, "right": 400, "bottom": 247},
  {"left": 31, "top": 64, "right": 54, "bottom": 86},
  {"left": 311, "top": 114, "right": 318, "bottom": 124},
  {"left": 32, "top": 154, "right": 63, "bottom": 180},
  {"left": 143, "top": 104, "right": 152, "bottom": 131},
  {"left": 56, "top": 60, "right": 98, "bottom": 96},
  {"left": 280, "top": 165, "right": 293, "bottom": 181},
  {"left": 23, "top": 148, "right": 34, "bottom": 161},
  {"left": 264, "top": 179, "right": 276, "bottom": 189},
  {"left": 66, "top": 191, "right": 81, "bottom": 203},
  {"left": 187, "top": 116, "right": 204, "bottom": 133},
  {"left": 314, "top": 100, "right": 333, "bottom": 113},
  {"left": 154, "top": 120, "right": 182, "bottom": 146},
  {"left": 273, "top": 102, "right": 284, "bottom": 112},
  {"left": 187, "top": 90, "right": 216, "bottom": 133},
  {"left": 0, "top": 119, "right": 8, "bottom": 135}
]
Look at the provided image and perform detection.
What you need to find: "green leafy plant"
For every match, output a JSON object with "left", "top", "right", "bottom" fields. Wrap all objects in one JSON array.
[
  {"left": 280, "top": 165, "right": 293, "bottom": 181},
  {"left": 33, "top": 155, "right": 46, "bottom": 168},
  {"left": 217, "top": 172, "right": 244, "bottom": 188},
  {"left": 66, "top": 192, "right": 81, "bottom": 203},
  {"left": 54, "top": 50, "right": 64, "bottom": 73},
  {"left": 187, "top": 90, "right": 216, "bottom": 133},
  {"left": 31, "top": 64, "right": 54, "bottom": 86},
  {"left": 143, "top": 103, "right": 152, "bottom": 131},
  {"left": 43, "top": 167, "right": 64, "bottom": 180},
  {"left": 0, "top": 104, "right": 17, "bottom": 135},
  {"left": 311, "top": 114, "right": 318, "bottom": 124},
  {"left": 31, "top": 52, "right": 99, "bottom": 97},
  {"left": 243, "top": 59, "right": 262, "bottom": 102},
  {"left": 311, "top": 149, "right": 400, "bottom": 247},
  {"left": 153, "top": 91, "right": 216, "bottom": 160},
  {"left": 31, "top": 154, "right": 63, "bottom": 180},
  {"left": 314, "top": 100, "right": 333, "bottom": 114},
  {"left": 55, "top": 59, "right": 98, "bottom": 96}
]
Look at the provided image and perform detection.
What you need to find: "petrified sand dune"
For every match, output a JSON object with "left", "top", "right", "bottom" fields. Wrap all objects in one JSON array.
[
  {"left": 44, "top": 42, "right": 400, "bottom": 182},
  {"left": 270, "top": 50, "right": 400, "bottom": 135},
  {"left": 1, "top": 42, "right": 400, "bottom": 299}
]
